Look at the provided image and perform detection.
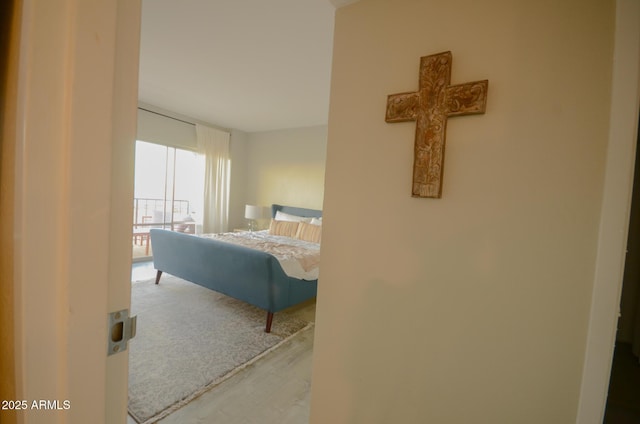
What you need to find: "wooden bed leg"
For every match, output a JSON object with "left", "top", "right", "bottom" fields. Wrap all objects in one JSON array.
[
  {"left": 265, "top": 311, "right": 274, "bottom": 333},
  {"left": 155, "top": 270, "right": 163, "bottom": 285}
]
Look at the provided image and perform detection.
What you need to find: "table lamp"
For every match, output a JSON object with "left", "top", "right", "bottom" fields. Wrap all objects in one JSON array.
[{"left": 244, "top": 205, "right": 262, "bottom": 232}]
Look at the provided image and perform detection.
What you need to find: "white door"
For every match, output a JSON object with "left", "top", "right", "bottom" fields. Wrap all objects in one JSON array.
[{"left": 7, "top": 0, "right": 141, "bottom": 422}]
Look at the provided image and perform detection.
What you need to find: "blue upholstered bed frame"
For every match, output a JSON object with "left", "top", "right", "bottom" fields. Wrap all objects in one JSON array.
[{"left": 150, "top": 204, "right": 321, "bottom": 332}]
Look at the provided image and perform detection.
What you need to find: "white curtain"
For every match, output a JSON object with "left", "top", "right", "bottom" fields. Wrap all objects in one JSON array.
[{"left": 196, "top": 124, "right": 231, "bottom": 233}]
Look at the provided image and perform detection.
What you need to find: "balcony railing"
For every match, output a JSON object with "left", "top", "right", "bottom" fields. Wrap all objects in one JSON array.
[
  {"left": 133, "top": 197, "right": 192, "bottom": 231},
  {"left": 132, "top": 198, "right": 195, "bottom": 259}
]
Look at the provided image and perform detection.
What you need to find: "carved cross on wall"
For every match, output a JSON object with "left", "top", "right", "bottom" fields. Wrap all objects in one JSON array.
[{"left": 385, "top": 51, "right": 488, "bottom": 198}]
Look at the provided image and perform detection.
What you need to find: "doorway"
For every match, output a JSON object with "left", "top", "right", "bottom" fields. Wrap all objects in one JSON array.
[{"left": 603, "top": 112, "right": 640, "bottom": 422}]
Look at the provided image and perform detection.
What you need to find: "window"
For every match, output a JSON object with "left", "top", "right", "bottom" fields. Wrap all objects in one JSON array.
[{"left": 132, "top": 140, "right": 204, "bottom": 259}]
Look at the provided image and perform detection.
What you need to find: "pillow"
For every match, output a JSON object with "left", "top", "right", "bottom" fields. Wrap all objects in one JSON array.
[
  {"left": 275, "top": 210, "right": 312, "bottom": 223},
  {"left": 269, "top": 219, "right": 300, "bottom": 238},
  {"left": 295, "top": 222, "right": 322, "bottom": 243},
  {"left": 310, "top": 217, "right": 322, "bottom": 226}
]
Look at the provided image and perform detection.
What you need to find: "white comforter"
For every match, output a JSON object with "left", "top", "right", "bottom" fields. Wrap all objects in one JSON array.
[{"left": 201, "top": 230, "right": 320, "bottom": 281}]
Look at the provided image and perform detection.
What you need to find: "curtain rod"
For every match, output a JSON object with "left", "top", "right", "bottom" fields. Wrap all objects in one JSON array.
[{"left": 138, "top": 107, "right": 195, "bottom": 127}]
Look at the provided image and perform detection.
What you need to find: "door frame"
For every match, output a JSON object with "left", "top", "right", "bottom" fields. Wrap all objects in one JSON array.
[
  {"left": 576, "top": 0, "right": 640, "bottom": 421},
  {"left": 4, "top": 0, "right": 141, "bottom": 422}
]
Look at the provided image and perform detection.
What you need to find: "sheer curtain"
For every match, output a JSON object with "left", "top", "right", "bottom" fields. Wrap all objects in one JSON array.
[{"left": 196, "top": 124, "right": 231, "bottom": 233}]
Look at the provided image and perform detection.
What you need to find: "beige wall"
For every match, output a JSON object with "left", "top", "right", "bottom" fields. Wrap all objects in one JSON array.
[
  {"left": 244, "top": 125, "right": 327, "bottom": 224},
  {"left": 311, "top": 0, "right": 618, "bottom": 423},
  {"left": 133, "top": 108, "right": 326, "bottom": 230},
  {"left": 228, "top": 129, "right": 250, "bottom": 230}
]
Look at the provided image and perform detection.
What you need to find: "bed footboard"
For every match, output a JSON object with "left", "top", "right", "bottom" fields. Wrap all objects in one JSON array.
[{"left": 149, "top": 229, "right": 317, "bottom": 332}]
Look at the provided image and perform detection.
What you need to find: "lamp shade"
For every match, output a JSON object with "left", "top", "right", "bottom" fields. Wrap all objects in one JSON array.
[{"left": 244, "top": 205, "right": 263, "bottom": 220}]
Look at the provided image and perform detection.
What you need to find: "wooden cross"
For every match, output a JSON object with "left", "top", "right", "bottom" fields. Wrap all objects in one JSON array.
[{"left": 385, "top": 51, "right": 488, "bottom": 198}]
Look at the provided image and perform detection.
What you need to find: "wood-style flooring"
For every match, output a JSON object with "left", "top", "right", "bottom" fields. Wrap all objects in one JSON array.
[{"left": 128, "top": 261, "right": 315, "bottom": 424}]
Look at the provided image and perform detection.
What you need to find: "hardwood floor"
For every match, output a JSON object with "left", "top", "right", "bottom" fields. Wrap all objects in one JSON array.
[{"left": 128, "top": 261, "right": 315, "bottom": 424}]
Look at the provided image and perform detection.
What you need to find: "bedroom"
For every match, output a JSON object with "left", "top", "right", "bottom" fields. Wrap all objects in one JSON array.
[
  {"left": 131, "top": 107, "right": 328, "bottom": 260},
  {"left": 3, "top": 0, "right": 639, "bottom": 423},
  {"left": 131, "top": 0, "right": 333, "bottom": 255},
  {"left": 130, "top": 0, "right": 640, "bottom": 420},
  {"left": 134, "top": 0, "right": 640, "bottom": 420},
  {"left": 127, "top": 1, "right": 332, "bottom": 422}
]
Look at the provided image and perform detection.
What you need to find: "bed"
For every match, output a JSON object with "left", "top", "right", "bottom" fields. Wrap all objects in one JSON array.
[{"left": 149, "top": 204, "right": 321, "bottom": 332}]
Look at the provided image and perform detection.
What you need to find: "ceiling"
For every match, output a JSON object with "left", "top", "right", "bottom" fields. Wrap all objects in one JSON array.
[{"left": 138, "top": 0, "right": 339, "bottom": 133}]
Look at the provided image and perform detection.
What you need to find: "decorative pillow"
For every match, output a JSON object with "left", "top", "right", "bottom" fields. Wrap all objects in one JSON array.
[
  {"left": 269, "top": 219, "right": 300, "bottom": 238},
  {"left": 275, "top": 211, "right": 312, "bottom": 223},
  {"left": 310, "top": 217, "right": 322, "bottom": 226},
  {"left": 295, "top": 222, "right": 322, "bottom": 243}
]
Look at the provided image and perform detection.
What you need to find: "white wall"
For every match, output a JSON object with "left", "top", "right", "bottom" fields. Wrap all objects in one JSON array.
[
  {"left": 244, "top": 125, "right": 327, "bottom": 225},
  {"left": 310, "top": 0, "right": 623, "bottom": 423}
]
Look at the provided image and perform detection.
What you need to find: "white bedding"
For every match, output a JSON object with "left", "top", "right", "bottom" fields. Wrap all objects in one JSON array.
[{"left": 201, "top": 230, "right": 320, "bottom": 280}]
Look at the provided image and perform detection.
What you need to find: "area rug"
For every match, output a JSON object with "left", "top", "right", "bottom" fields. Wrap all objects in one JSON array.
[{"left": 128, "top": 275, "right": 311, "bottom": 424}]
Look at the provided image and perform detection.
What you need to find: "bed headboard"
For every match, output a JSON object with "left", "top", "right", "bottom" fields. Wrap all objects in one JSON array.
[{"left": 271, "top": 204, "right": 322, "bottom": 219}]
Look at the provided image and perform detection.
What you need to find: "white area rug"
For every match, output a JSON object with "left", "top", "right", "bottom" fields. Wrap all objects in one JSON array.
[{"left": 128, "top": 275, "right": 310, "bottom": 424}]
